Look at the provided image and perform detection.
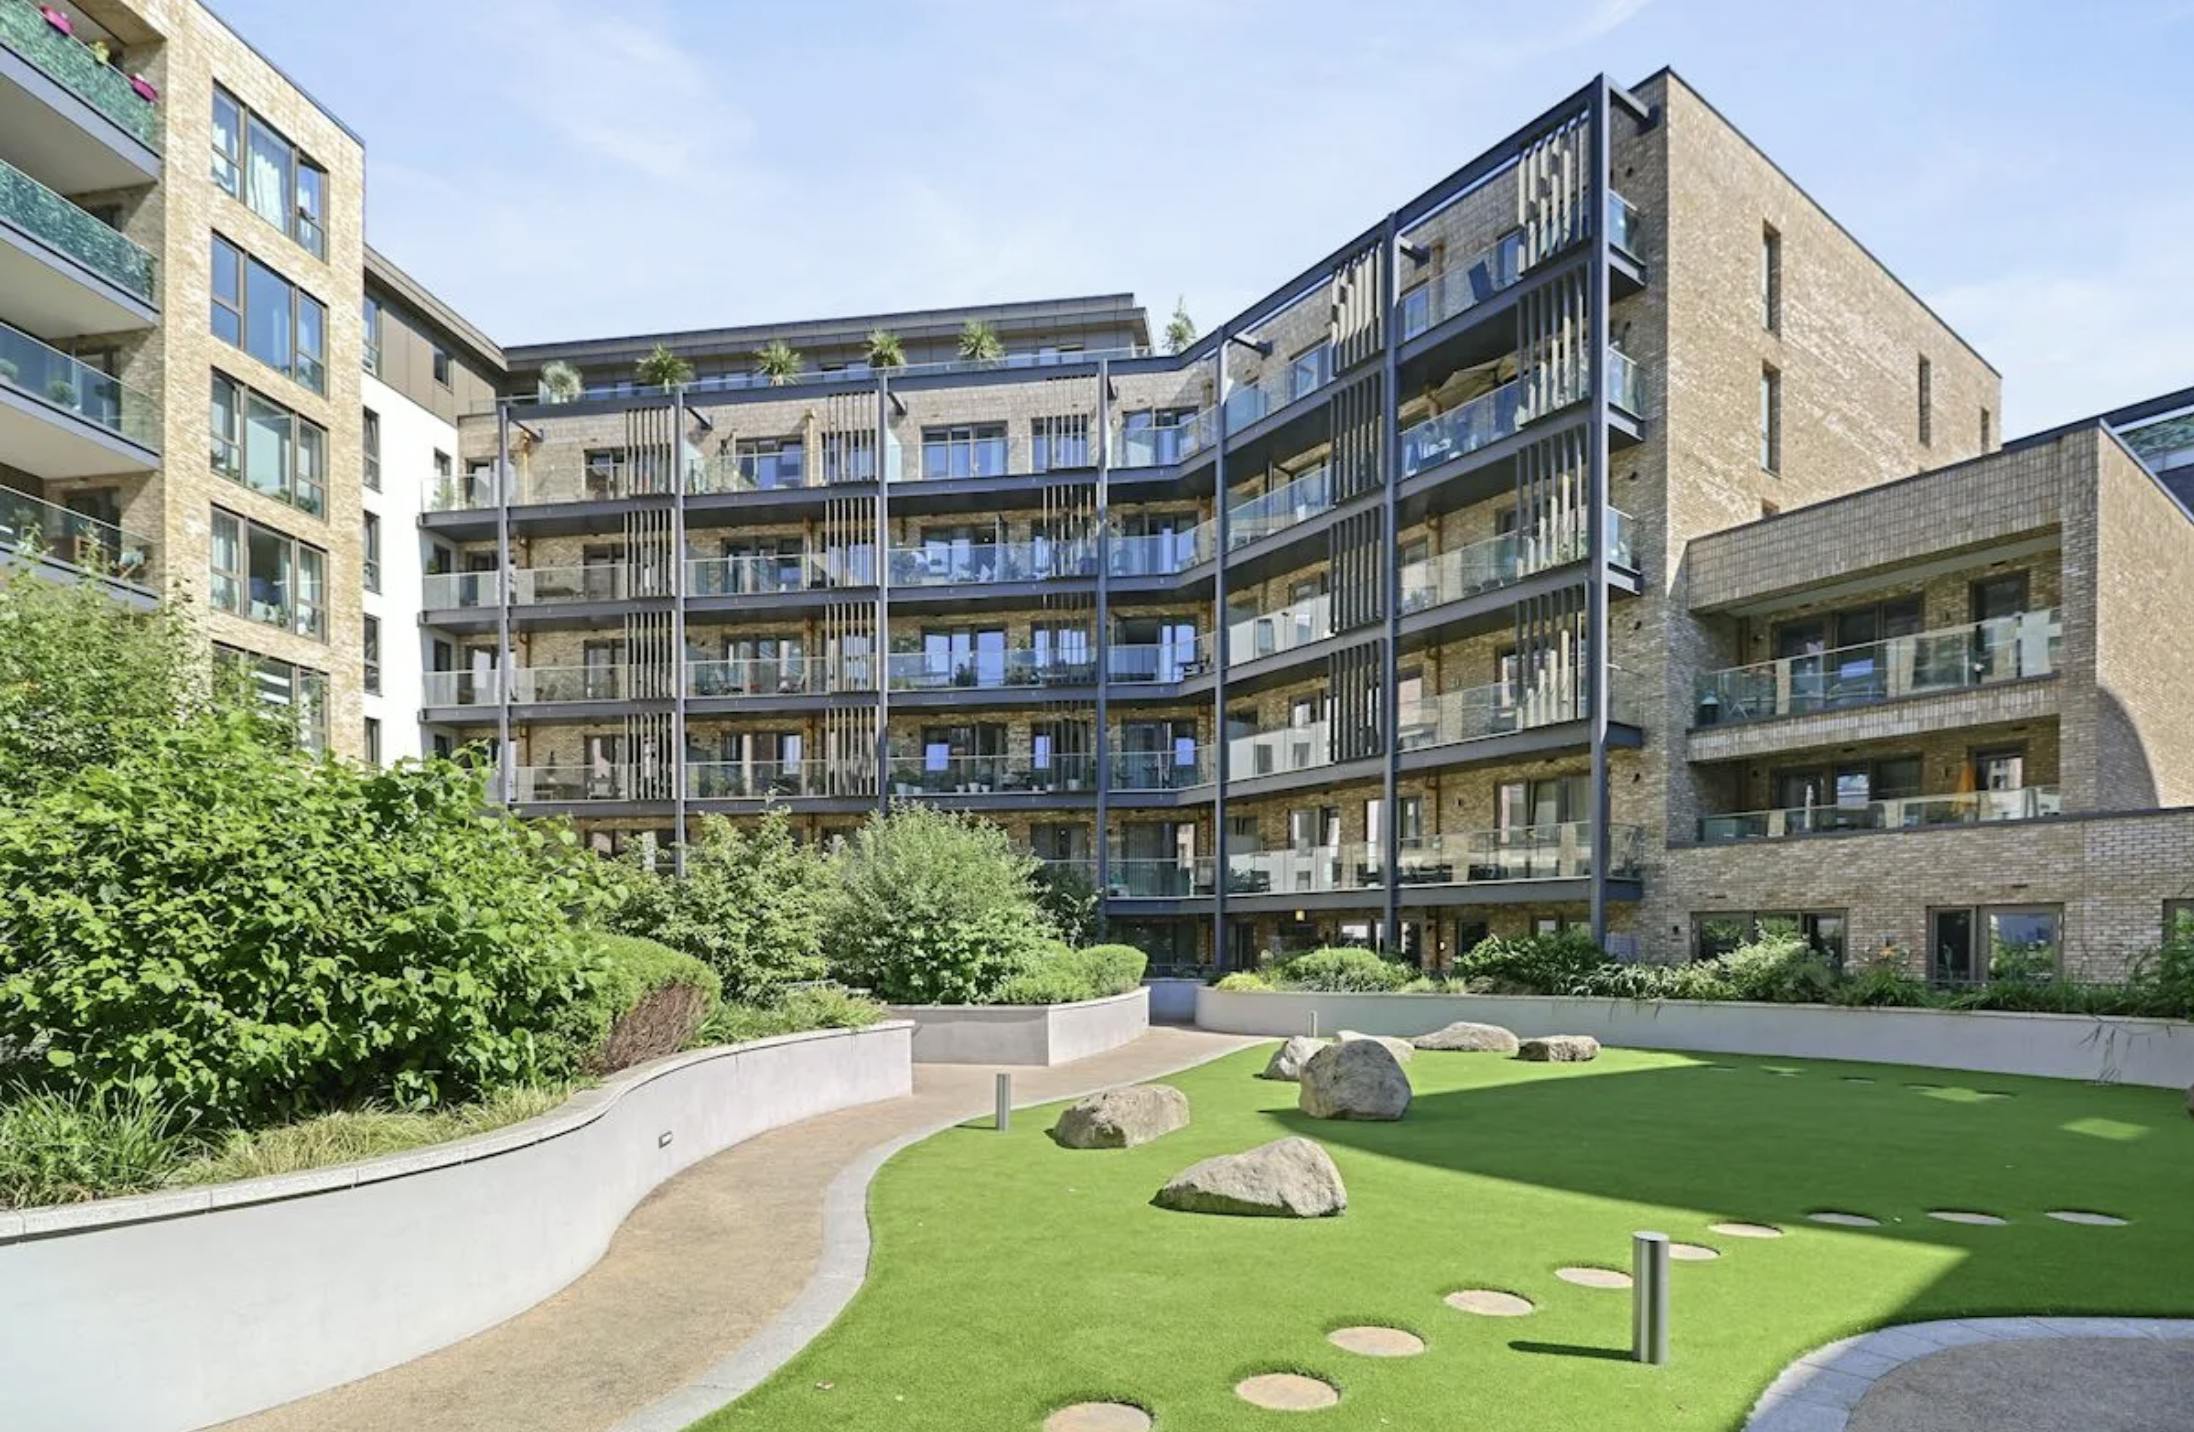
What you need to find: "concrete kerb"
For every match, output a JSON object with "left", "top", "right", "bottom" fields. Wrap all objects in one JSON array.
[{"left": 607, "top": 1034, "right": 1265, "bottom": 1432}]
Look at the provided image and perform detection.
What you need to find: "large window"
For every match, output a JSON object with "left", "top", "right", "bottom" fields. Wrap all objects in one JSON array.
[
  {"left": 734, "top": 437, "right": 804, "bottom": 489},
  {"left": 1761, "top": 223, "right": 1781, "bottom": 333},
  {"left": 1031, "top": 415, "right": 1089, "bottom": 472},
  {"left": 1917, "top": 354, "right": 1933, "bottom": 448},
  {"left": 921, "top": 422, "right": 1007, "bottom": 480},
  {"left": 362, "top": 511, "right": 380, "bottom": 593},
  {"left": 362, "top": 407, "right": 380, "bottom": 490},
  {"left": 362, "top": 296, "right": 382, "bottom": 375},
  {"left": 1760, "top": 364, "right": 1782, "bottom": 473},
  {"left": 1929, "top": 905, "right": 2060, "bottom": 987},
  {"left": 215, "top": 644, "right": 329, "bottom": 754},
  {"left": 362, "top": 614, "right": 381, "bottom": 694},
  {"left": 1692, "top": 911, "right": 1847, "bottom": 968},
  {"left": 217, "top": 87, "right": 328, "bottom": 259},
  {"left": 210, "top": 508, "right": 327, "bottom": 641},
  {"left": 210, "top": 236, "right": 327, "bottom": 394},
  {"left": 210, "top": 372, "right": 326, "bottom": 516}
]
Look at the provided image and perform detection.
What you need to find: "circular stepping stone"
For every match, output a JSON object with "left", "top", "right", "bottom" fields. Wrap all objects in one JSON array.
[
  {"left": 1929, "top": 1209, "right": 2008, "bottom": 1226},
  {"left": 2046, "top": 1209, "right": 2128, "bottom": 1226},
  {"left": 1327, "top": 1325, "right": 1425, "bottom": 1357},
  {"left": 1807, "top": 1211, "right": 1880, "bottom": 1227},
  {"left": 1045, "top": 1404, "right": 1152, "bottom": 1432},
  {"left": 1556, "top": 1265, "right": 1632, "bottom": 1289},
  {"left": 1709, "top": 1221, "right": 1783, "bottom": 1239},
  {"left": 1445, "top": 1288, "right": 1534, "bottom": 1317},
  {"left": 1235, "top": 1373, "right": 1339, "bottom": 1411},
  {"left": 1668, "top": 1242, "right": 1720, "bottom": 1261}
]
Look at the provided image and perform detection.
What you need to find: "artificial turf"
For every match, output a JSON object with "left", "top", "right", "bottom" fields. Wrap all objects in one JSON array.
[{"left": 699, "top": 1045, "right": 2194, "bottom": 1431}]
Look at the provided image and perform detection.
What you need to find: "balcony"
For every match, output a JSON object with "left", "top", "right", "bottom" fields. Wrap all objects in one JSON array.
[
  {"left": 887, "top": 539, "right": 1096, "bottom": 587},
  {"left": 510, "top": 664, "right": 649, "bottom": 704},
  {"left": 421, "top": 571, "right": 501, "bottom": 610},
  {"left": 1105, "top": 636, "right": 1212, "bottom": 685},
  {"left": 0, "top": 152, "right": 155, "bottom": 326},
  {"left": 1107, "top": 526, "right": 1210, "bottom": 577},
  {"left": 1227, "top": 464, "right": 1333, "bottom": 550},
  {"left": 688, "top": 759, "right": 856, "bottom": 800},
  {"left": 1228, "top": 591, "right": 1331, "bottom": 665},
  {"left": 1607, "top": 190, "right": 1640, "bottom": 255},
  {"left": 420, "top": 670, "right": 499, "bottom": 707},
  {"left": 1114, "top": 410, "right": 1217, "bottom": 470},
  {"left": 1699, "top": 786, "right": 2062, "bottom": 843},
  {"left": 1397, "top": 668, "right": 1623, "bottom": 756},
  {"left": 511, "top": 564, "right": 662, "bottom": 606},
  {"left": 1399, "top": 231, "right": 1525, "bottom": 341},
  {"left": 0, "top": 482, "right": 154, "bottom": 587},
  {"left": 0, "top": 0, "right": 160, "bottom": 162},
  {"left": 1399, "top": 508, "right": 1634, "bottom": 614},
  {"left": 886, "top": 752, "right": 1096, "bottom": 797},
  {"left": 1225, "top": 823, "right": 1643, "bottom": 896},
  {"left": 1694, "top": 610, "right": 2061, "bottom": 727},
  {"left": 0, "top": 316, "right": 157, "bottom": 470},
  {"left": 1223, "top": 343, "right": 1332, "bottom": 435},
  {"left": 1228, "top": 719, "right": 1334, "bottom": 781},
  {"left": 1400, "top": 379, "right": 1522, "bottom": 478},
  {"left": 1111, "top": 746, "right": 1214, "bottom": 792},
  {"left": 686, "top": 452, "right": 818, "bottom": 495},
  {"left": 886, "top": 648, "right": 1097, "bottom": 693},
  {"left": 504, "top": 764, "right": 650, "bottom": 803},
  {"left": 688, "top": 548, "right": 871, "bottom": 596},
  {"left": 428, "top": 469, "right": 502, "bottom": 513},
  {"left": 686, "top": 655, "right": 847, "bottom": 698},
  {"left": 1106, "top": 857, "right": 1216, "bottom": 899}
]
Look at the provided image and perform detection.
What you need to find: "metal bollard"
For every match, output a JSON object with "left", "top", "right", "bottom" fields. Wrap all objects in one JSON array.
[
  {"left": 995, "top": 1072, "right": 1012, "bottom": 1133},
  {"left": 1632, "top": 1231, "right": 1670, "bottom": 1365}
]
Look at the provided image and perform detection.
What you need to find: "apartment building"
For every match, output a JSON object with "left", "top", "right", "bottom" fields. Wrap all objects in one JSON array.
[{"left": 6, "top": 8, "right": 2191, "bottom": 981}]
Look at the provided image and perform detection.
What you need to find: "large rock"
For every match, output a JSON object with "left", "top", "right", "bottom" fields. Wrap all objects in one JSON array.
[
  {"left": 1152, "top": 1137, "right": 1346, "bottom": 1218},
  {"left": 1337, "top": 1030, "right": 1415, "bottom": 1065},
  {"left": 1518, "top": 1034, "right": 1601, "bottom": 1063},
  {"left": 1259, "top": 1035, "right": 1325, "bottom": 1082},
  {"left": 1413, "top": 1020, "right": 1521, "bottom": 1054},
  {"left": 1051, "top": 1084, "right": 1190, "bottom": 1149},
  {"left": 1299, "top": 1038, "right": 1412, "bottom": 1120}
]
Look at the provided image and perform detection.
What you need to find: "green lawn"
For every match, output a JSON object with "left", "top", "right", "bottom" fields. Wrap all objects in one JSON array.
[{"left": 700, "top": 1045, "right": 2194, "bottom": 1431}]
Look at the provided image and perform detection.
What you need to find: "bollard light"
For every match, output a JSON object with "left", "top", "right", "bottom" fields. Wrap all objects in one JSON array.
[
  {"left": 1632, "top": 1231, "right": 1670, "bottom": 1365},
  {"left": 995, "top": 1071, "right": 1012, "bottom": 1133}
]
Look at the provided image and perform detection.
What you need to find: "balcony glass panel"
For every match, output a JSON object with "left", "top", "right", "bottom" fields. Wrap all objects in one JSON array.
[
  {"left": 420, "top": 669, "right": 500, "bottom": 707},
  {"left": 1226, "top": 465, "right": 1333, "bottom": 550},
  {"left": 0, "top": 0, "right": 161, "bottom": 148},
  {"left": 1607, "top": 190, "right": 1639, "bottom": 254},
  {"left": 428, "top": 468, "right": 501, "bottom": 512},
  {"left": 685, "top": 551, "right": 853, "bottom": 596},
  {"left": 886, "top": 648, "right": 1097, "bottom": 691},
  {"left": 0, "top": 154, "right": 155, "bottom": 300},
  {"left": 886, "top": 752, "right": 1096, "bottom": 796},
  {"left": 420, "top": 570, "right": 500, "bottom": 609},
  {"left": 1228, "top": 719, "right": 1332, "bottom": 779},
  {"left": 1104, "top": 636, "right": 1211, "bottom": 685},
  {"left": 888, "top": 538, "right": 1095, "bottom": 587},
  {"left": 1226, "top": 846, "right": 1381, "bottom": 896},
  {"left": 510, "top": 564, "right": 644, "bottom": 605},
  {"left": 1609, "top": 347, "right": 1643, "bottom": 414},
  {"left": 686, "top": 759, "right": 841, "bottom": 799},
  {"left": 1227, "top": 591, "right": 1332, "bottom": 664},
  {"left": 1399, "top": 380, "right": 1523, "bottom": 477},
  {"left": 685, "top": 655, "right": 831, "bottom": 698},
  {"left": 1694, "top": 609, "right": 2062, "bottom": 727},
  {"left": 1106, "top": 526, "right": 1210, "bottom": 576},
  {"left": 1397, "top": 507, "right": 1633, "bottom": 611},
  {"left": 1109, "top": 746, "right": 1213, "bottom": 791},
  {"left": 1699, "top": 786, "right": 2062, "bottom": 842},
  {"left": 506, "top": 764, "right": 639, "bottom": 803},
  {"left": 0, "top": 317, "right": 158, "bottom": 447},
  {"left": 1105, "top": 857, "right": 1215, "bottom": 898},
  {"left": 0, "top": 483, "right": 154, "bottom": 584},
  {"left": 1398, "top": 230, "right": 1525, "bottom": 339},
  {"left": 1394, "top": 822, "right": 1643, "bottom": 885},
  {"left": 1395, "top": 668, "right": 1629, "bottom": 753},
  {"left": 510, "top": 664, "right": 636, "bottom": 703},
  {"left": 1114, "top": 408, "right": 1216, "bottom": 468}
]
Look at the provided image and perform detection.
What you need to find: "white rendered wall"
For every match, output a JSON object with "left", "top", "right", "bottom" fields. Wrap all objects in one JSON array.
[{"left": 359, "top": 369, "right": 447, "bottom": 762}]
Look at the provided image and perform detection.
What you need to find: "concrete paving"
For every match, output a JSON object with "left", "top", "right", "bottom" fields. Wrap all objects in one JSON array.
[{"left": 215, "top": 1026, "right": 1261, "bottom": 1432}]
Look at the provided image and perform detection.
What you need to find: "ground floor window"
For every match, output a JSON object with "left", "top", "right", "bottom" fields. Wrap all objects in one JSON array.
[
  {"left": 1928, "top": 905, "right": 2060, "bottom": 986},
  {"left": 2166, "top": 900, "right": 2194, "bottom": 943},
  {"left": 1112, "top": 920, "right": 1201, "bottom": 975},
  {"left": 214, "top": 644, "right": 328, "bottom": 754},
  {"left": 1692, "top": 910, "right": 1848, "bottom": 968}
]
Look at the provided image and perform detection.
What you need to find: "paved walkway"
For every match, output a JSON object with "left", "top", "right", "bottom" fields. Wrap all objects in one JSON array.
[
  {"left": 216, "top": 1026, "right": 1260, "bottom": 1432},
  {"left": 1746, "top": 1317, "right": 2194, "bottom": 1432}
]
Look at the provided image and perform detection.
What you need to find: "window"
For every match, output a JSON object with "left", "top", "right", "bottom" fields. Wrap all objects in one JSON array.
[
  {"left": 210, "top": 508, "right": 328, "bottom": 640},
  {"left": 431, "top": 343, "right": 451, "bottom": 389},
  {"left": 921, "top": 422, "right": 1008, "bottom": 480},
  {"left": 362, "top": 512, "right": 381, "bottom": 593},
  {"left": 733, "top": 437, "right": 804, "bottom": 489},
  {"left": 211, "top": 372, "right": 325, "bottom": 515},
  {"left": 211, "top": 87, "right": 241, "bottom": 195},
  {"left": 362, "top": 408, "right": 380, "bottom": 490},
  {"left": 1761, "top": 224, "right": 1781, "bottom": 332},
  {"left": 1917, "top": 355, "right": 1933, "bottom": 447},
  {"left": 2167, "top": 900, "right": 2194, "bottom": 942},
  {"left": 363, "top": 715, "right": 381, "bottom": 767},
  {"left": 1288, "top": 342, "right": 1331, "bottom": 400},
  {"left": 1929, "top": 905, "right": 2059, "bottom": 986},
  {"left": 1760, "top": 364, "right": 1781, "bottom": 473},
  {"left": 223, "top": 91, "right": 327, "bottom": 258},
  {"left": 295, "top": 162, "right": 326, "bottom": 259},
  {"left": 362, "top": 296, "right": 382, "bottom": 375},
  {"left": 1980, "top": 407, "right": 1992, "bottom": 451},
  {"left": 215, "top": 644, "right": 329, "bottom": 754},
  {"left": 1399, "top": 281, "right": 1431, "bottom": 338},
  {"left": 1692, "top": 911, "right": 1847, "bottom": 968},
  {"left": 211, "top": 237, "right": 329, "bottom": 394},
  {"left": 362, "top": 614, "right": 381, "bottom": 694},
  {"left": 1031, "top": 414, "right": 1090, "bottom": 472}
]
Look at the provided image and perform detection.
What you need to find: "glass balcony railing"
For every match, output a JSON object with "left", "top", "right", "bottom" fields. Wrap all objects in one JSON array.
[
  {"left": 1607, "top": 190, "right": 1639, "bottom": 255},
  {"left": 685, "top": 655, "right": 840, "bottom": 698},
  {"left": 1228, "top": 719, "right": 1332, "bottom": 781},
  {"left": 1398, "top": 231, "right": 1526, "bottom": 339},
  {"left": 1228, "top": 591, "right": 1331, "bottom": 664},
  {"left": 1226, "top": 465, "right": 1333, "bottom": 550},
  {"left": 1114, "top": 410, "right": 1217, "bottom": 469},
  {"left": 1107, "top": 527, "right": 1211, "bottom": 577},
  {"left": 1395, "top": 822, "right": 1644, "bottom": 885},
  {"left": 887, "top": 539, "right": 1096, "bottom": 587},
  {"left": 687, "top": 548, "right": 874, "bottom": 595},
  {"left": 0, "top": 0, "right": 162, "bottom": 148},
  {"left": 420, "top": 571, "right": 500, "bottom": 609},
  {"left": 1700, "top": 786, "right": 2063, "bottom": 843},
  {"left": 1223, "top": 342, "right": 1332, "bottom": 433},
  {"left": 0, "top": 154, "right": 154, "bottom": 301},
  {"left": 885, "top": 649, "right": 1098, "bottom": 692},
  {"left": 685, "top": 453, "right": 818, "bottom": 495},
  {"left": 687, "top": 759, "right": 849, "bottom": 800},
  {"left": 886, "top": 752, "right": 1097, "bottom": 796},
  {"left": 1106, "top": 857, "right": 1216, "bottom": 898},
  {"left": 1227, "top": 846, "right": 1382, "bottom": 895},
  {"left": 1395, "top": 667, "right": 1628, "bottom": 753},
  {"left": 505, "top": 765, "right": 646, "bottom": 803},
  {"left": 428, "top": 469, "right": 502, "bottom": 512},
  {"left": 1110, "top": 747, "right": 1214, "bottom": 792},
  {"left": 1609, "top": 347, "right": 1643, "bottom": 415},
  {"left": 0, "top": 483, "right": 154, "bottom": 585},
  {"left": 420, "top": 670, "right": 499, "bottom": 707},
  {"left": 1694, "top": 610, "right": 2061, "bottom": 727},
  {"left": 510, "top": 564, "right": 657, "bottom": 605},
  {"left": 1398, "top": 507, "right": 1634, "bottom": 612},
  {"left": 0, "top": 317, "right": 158, "bottom": 447},
  {"left": 510, "top": 664, "right": 642, "bottom": 704},
  {"left": 1105, "top": 637, "right": 1212, "bottom": 684},
  {"left": 1400, "top": 380, "right": 1523, "bottom": 477}
]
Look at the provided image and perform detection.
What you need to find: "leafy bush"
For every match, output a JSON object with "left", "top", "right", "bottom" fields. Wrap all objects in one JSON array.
[
  {"left": 697, "top": 986, "right": 887, "bottom": 1046},
  {"left": 1568, "top": 960, "right": 1735, "bottom": 1001},
  {"left": 553, "top": 932, "right": 721, "bottom": 1073},
  {"left": 607, "top": 811, "right": 831, "bottom": 1000},
  {"left": 990, "top": 942, "right": 1147, "bottom": 1005},
  {"left": 1274, "top": 946, "right": 1412, "bottom": 993},
  {"left": 1214, "top": 971, "right": 1274, "bottom": 992},
  {"left": 0, "top": 1086, "right": 196, "bottom": 1208},
  {"left": 1715, "top": 933, "right": 1839, "bottom": 1003},
  {"left": 1455, "top": 931, "right": 1605, "bottom": 992},
  {"left": 1029, "top": 860, "right": 1100, "bottom": 945},
  {"left": 827, "top": 804, "right": 1055, "bottom": 1003},
  {"left": 1830, "top": 949, "right": 1930, "bottom": 1008},
  {"left": 0, "top": 710, "right": 614, "bottom": 1126}
]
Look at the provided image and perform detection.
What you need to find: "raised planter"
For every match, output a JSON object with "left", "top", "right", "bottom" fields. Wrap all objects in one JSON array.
[
  {"left": 1194, "top": 986, "right": 2194, "bottom": 1089},
  {"left": 0, "top": 1021, "right": 914, "bottom": 1432},
  {"left": 887, "top": 986, "right": 1149, "bottom": 1065},
  {"left": 1142, "top": 976, "right": 1202, "bottom": 1023}
]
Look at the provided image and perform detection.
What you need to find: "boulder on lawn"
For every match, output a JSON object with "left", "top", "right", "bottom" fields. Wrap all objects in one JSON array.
[
  {"left": 1260, "top": 1035, "right": 1325, "bottom": 1082},
  {"left": 1518, "top": 1034, "right": 1600, "bottom": 1063},
  {"left": 1051, "top": 1084, "right": 1190, "bottom": 1149},
  {"left": 1299, "top": 1038, "right": 1412, "bottom": 1120},
  {"left": 1152, "top": 1136, "right": 1346, "bottom": 1218},
  {"left": 1412, "top": 1020, "right": 1521, "bottom": 1054},
  {"left": 1338, "top": 1030, "right": 1416, "bottom": 1065}
]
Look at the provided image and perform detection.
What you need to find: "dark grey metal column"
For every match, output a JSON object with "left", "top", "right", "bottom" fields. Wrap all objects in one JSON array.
[
  {"left": 1093, "top": 359, "right": 1113, "bottom": 919},
  {"left": 1377, "top": 220, "right": 1403, "bottom": 955},
  {"left": 1586, "top": 77, "right": 1614, "bottom": 948},
  {"left": 1210, "top": 339, "right": 1232, "bottom": 970},
  {"left": 494, "top": 404, "right": 513, "bottom": 805},
  {"left": 873, "top": 373, "right": 892, "bottom": 814},
  {"left": 670, "top": 386, "right": 689, "bottom": 876}
]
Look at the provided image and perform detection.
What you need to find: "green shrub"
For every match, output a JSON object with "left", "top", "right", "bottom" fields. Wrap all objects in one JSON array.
[
  {"left": 990, "top": 942, "right": 1148, "bottom": 1005},
  {"left": 1214, "top": 971, "right": 1273, "bottom": 992},
  {"left": 0, "top": 1086, "right": 197, "bottom": 1208},
  {"left": 697, "top": 986, "right": 887, "bottom": 1046},
  {"left": 1274, "top": 946, "right": 1411, "bottom": 993},
  {"left": 826, "top": 804, "right": 1055, "bottom": 1003},
  {"left": 0, "top": 711, "right": 615, "bottom": 1126},
  {"left": 1831, "top": 950, "right": 1931, "bottom": 1008},
  {"left": 553, "top": 932, "right": 721, "bottom": 1073},
  {"left": 1715, "top": 933, "right": 1839, "bottom": 1003},
  {"left": 606, "top": 811, "right": 831, "bottom": 1000},
  {"left": 1454, "top": 930, "right": 1605, "bottom": 993},
  {"left": 1568, "top": 961, "right": 1735, "bottom": 1001},
  {"left": 1029, "top": 860, "right": 1100, "bottom": 945}
]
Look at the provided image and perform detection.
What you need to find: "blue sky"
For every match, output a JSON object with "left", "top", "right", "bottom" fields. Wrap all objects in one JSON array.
[{"left": 216, "top": 0, "right": 2191, "bottom": 430}]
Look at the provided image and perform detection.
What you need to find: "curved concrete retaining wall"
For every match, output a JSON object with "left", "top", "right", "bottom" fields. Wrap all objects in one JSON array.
[
  {"left": 1195, "top": 987, "right": 2194, "bottom": 1088},
  {"left": 887, "top": 987, "right": 1149, "bottom": 1065},
  {"left": 0, "top": 1021, "right": 914, "bottom": 1432}
]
